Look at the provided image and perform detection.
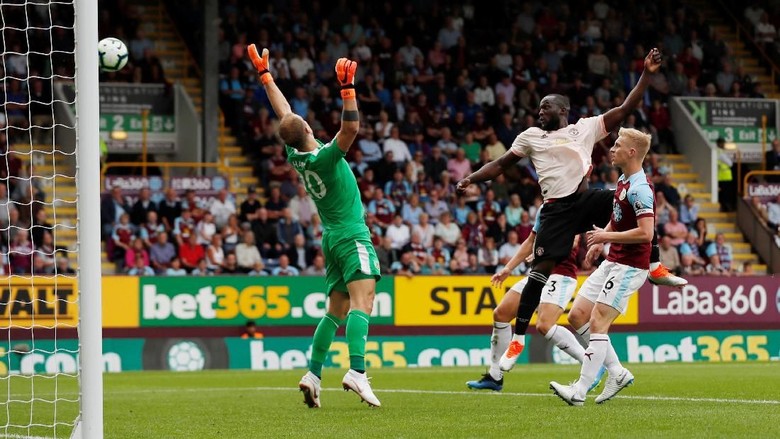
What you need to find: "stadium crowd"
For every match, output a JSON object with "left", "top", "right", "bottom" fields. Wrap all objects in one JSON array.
[{"left": 90, "top": 1, "right": 773, "bottom": 277}]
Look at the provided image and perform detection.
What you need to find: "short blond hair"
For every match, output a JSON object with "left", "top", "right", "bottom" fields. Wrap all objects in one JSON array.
[{"left": 618, "top": 127, "right": 652, "bottom": 159}]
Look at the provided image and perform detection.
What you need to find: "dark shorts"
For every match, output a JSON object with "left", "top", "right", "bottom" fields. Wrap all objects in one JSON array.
[{"left": 533, "top": 189, "right": 614, "bottom": 264}]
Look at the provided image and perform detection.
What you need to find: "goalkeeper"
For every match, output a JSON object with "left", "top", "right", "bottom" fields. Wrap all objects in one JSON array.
[{"left": 248, "top": 44, "right": 381, "bottom": 408}]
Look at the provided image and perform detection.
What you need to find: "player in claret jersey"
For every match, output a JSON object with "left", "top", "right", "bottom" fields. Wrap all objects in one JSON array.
[
  {"left": 466, "top": 227, "right": 604, "bottom": 391},
  {"left": 248, "top": 44, "right": 381, "bottom": 408},
  {"left": 550, "top": 128, "right": 655, "bottom": 406}
]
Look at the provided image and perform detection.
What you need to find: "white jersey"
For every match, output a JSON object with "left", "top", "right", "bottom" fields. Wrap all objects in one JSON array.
[{"left": 510, "top": 115, "right": 608, "bottom": 200}]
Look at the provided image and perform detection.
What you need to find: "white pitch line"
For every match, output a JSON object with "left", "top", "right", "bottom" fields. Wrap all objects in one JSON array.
[
  {"left": 253, "top": 386, "right": 780, "bottom": 406},
  {"left": 7, "top": 386, "right": 780, "bottom": 406}
]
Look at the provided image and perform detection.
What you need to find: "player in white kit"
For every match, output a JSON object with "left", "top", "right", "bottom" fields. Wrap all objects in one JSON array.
[{"left": 456, "top": 48, "right": 685, "bottom": 366}]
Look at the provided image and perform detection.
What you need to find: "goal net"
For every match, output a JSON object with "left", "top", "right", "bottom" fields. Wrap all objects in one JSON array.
[{"left": 1, "top": 0, "right": 102, "bottom": 437}]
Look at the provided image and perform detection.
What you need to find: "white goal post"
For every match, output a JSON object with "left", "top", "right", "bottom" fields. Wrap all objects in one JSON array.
[{"left": 74, "top": 0, "right": 104, "bottom": 437}]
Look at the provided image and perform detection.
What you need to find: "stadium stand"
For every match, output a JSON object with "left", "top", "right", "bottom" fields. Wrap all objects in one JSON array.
[{"left": 93, "top": 0, "right": 777, "bottom": 276}]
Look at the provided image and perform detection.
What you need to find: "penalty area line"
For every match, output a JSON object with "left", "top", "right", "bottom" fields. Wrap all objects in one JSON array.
[{"left": 254, "top": 386, "right": 780, "bottom": 406}]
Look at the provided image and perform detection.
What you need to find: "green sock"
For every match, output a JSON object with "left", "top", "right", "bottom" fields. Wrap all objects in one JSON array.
[
  {"left": 309, "top": 313, "right": 342, "bottom": 378},
  {"left": 346, "top": 309, "right": 370, "bottom": 372}
]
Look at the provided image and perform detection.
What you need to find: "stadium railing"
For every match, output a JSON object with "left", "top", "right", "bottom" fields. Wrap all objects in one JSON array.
[{"left": 739, "top": 170, "right": 780, "bottom": 273}]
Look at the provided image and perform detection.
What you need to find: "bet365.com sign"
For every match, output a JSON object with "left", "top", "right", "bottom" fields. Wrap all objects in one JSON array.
[{"left": 137, "top": 277, "right": 394, "bottom": 327}]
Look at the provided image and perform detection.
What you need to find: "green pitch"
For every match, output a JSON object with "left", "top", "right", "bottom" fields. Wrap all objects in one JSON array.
[{"left": 2, "top": 363, "right": 779, "bottom": 438}]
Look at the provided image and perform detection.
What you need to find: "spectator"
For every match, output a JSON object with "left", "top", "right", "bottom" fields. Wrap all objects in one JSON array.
[
  {"left": 452, "top": 196, "right": 473, "bottom": 225},
  {"left": 196, "top": 212, "right": 218, "bottom": 246},
  {"left": 484, "top": 133, "right": 507, "bottom": 162},
  {"left": 239, "top": 185, "right": 261, "bottom": 223},
  {"left": 659, "top": 235, "right": 682, "bottom": 275},
  {"left": 124, "top": 237, "right": 149, "bottom": 272},
  {"left": 139, "top": 211, "right": 165, "bottom": 249},
  {"left": 391, "top": 251, "right": 420, "bottom": 276},
  {"left": 173, "top": 209, "right": 195, "bottom": 247},
  {"left": 767, "top": 194, "right": 780, "bottom": 231},
  {"left": 515, "top": 211, "right": 534, "bottom": 243},
  {"left": 287, "top": 233, "right": 312, "bottom": 270},
  {"left": 680, "top": 231, "right": 706, "bottom": 276},
  {"left": 367, "top": 188, "right": 395, "bottom": 229},
  {"left": 386, "top": 214, "right": 411, "bottom": 250},
  {"left": 384, "top": 169, "right": 412, "bottom": 209},
  {"left": 221, "top": 214, "right": 242, "bottom": 254},
  {"left": 706, "top": 233, "right": 734, "bottom": 275},
  {"left": 206, "top": 234, "right": 226, "bottom": 273},
  {"left": 209, "top": 189, "right": 236, "bottom": 229},
  {"left": 428, "top": 236, "right": 451, "bottom": 267},
  {"left": 165, "top": 257, "right": 188, "bottom": 276},
  {"left": 663, "top": 209, "right": 688, "bottom": 247},
  {"left": 383, "top": 126, "right": 412, "bottom": 164},
  {"left": 478, "top": 236, "right": 499, "bottom": 273},
  {"left": 460, "top": 132, "right": 482, "bottom": 164},
  {"left": 447, "top": 148, "right": 472, "bottom": 182},
  {"left": 498, "top": 230, "right": 521, "bottom": 267},
  {"left": 157, "top": 188, "right": 182, "bottom": 231},
  {"left": 766, "top": 140, "right": 780, "bottom": 182},
  {"left": 403, "top": 232, "right": 429, "bottom": 266},
  {"left": 679, "top": 194, "right": 700, "bottom": 228},
  {"left": 411, "top": 212, "right": 435, "bottom": 248},
  {"left": 462, "top": 211, "right": 485, "bottom": 250},
  {"left": 655, "top": 191, "right": 674, "bottom": 231},
  {"left": 424, "top": 146, "right": 448, "bottom": 184},
  {"left": 505, "top": 194, "right": 525, "bottom": 227},
  {"left": 716, "top": 137, "right": 735, "bottom": 211},
  {"left": 149, "top": 232, "right": 176, "bottom": 274},
  {"left": 424, "top": 189, "right": 449, "bottom": 223},
  {"left": 189, "top": 258, "right": 212, "bottom": 276},
  {"left": 375, "top": 236, "right": 396, "bottom": 275},
  {"left": 477, "top": 189, "right": 501, "bottom": 227},
  {"left": 437, "top": 127, "right": 459, "bottom": 156},
  {"left": 307, "top": 214, "right": 324, "bottom": 249},
  {"left": 435, "top": 212, "right": 461, "bottom": 247},
  {"left": 236, "top": 231, "right": 263, "bottom": 273},
  {"left": 488, "top": 213, "right": 511, "bottom": 245},
  {"left": 401, "top": 194, "right": 424, "bottom": 226},
  {"left": 463, "top": 253, "right": 486, "bottom": 274},
  {"left": 272, "top": 254, "right": 300, "bottom": 276},
  {"left": 264, "top": 185, "right": 287, "bottom": 221},
  {"left": 130, "top": 187, "right": 157, "bottom": 226},
  {"left": 276, "top": 208, "right": 303, "bottom": 252},
  {"left": 56, "top": 256, "right": 76, "bottom": 275},
  {"left": 127, "top": 253, "right": 155, "bottom": 276},
  {"left": 302, "top": 254, "right": 326, "bottom": 275},
  {"left": 252, "top": 208, "right": 279, "bottom": 258},
  {"left": 101, "top": 187, "right": 130, "bottom": 239},
  {"left": 180, "top": 233, "right": 205, "bottom": 272},
  {"left": 241, "top": 321, "right": 264, "bottom": 339}
]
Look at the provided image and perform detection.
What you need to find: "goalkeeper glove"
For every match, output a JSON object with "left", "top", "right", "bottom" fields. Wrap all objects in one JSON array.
[
  {"left": 335, "top": 57, "right": 357, "bottom": 100},
  {"left": 247, "top": 44, "right": 273, "bottom": 85}
]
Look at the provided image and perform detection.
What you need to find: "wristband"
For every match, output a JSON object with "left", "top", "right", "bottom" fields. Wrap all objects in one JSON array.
[
  {"left": 340, "top": 84, "right": 356, "bottom": 100},
  {"left": 259, "top": 70, "right": 273, "bottom": 85}
]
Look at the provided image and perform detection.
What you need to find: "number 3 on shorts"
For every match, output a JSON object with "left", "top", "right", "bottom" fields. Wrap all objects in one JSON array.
[{"left": 601, "top": 276, "right": 615, "bottom": 296}]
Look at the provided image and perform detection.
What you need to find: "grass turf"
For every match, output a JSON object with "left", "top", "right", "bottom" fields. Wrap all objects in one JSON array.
[{"left": 2, "top": 362, "right": 779, "bottom": 438}]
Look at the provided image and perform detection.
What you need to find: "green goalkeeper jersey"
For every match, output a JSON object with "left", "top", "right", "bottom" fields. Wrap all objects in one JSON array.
[{"left": 286, "top": 139, "right": 367, "bottom": 235}]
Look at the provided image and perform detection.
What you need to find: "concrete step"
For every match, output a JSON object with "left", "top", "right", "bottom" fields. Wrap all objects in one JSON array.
[
  {"left": 731, "top": 242, "right": 752, "bottom": 254},
  {"left": 732, "top": 253, "right": 758, "bottom": 263},
  {"left": 659, "top": 154, "right": 689, "bottom": 163},
  {"left": 698, "top": 212, "right": 736, "bottom": 221},
  {"left": 722, "top": 232, "right": 745, "bottom": 242},
  {"left": 754, "top": 264, "right": 768, "bottom": 274},
  {"left": 669, "top": 172, "right": 699, "bottom": 183},
  {"left": 222, "top": 146, "right": 242, "bottom": 155},
  {"left": 710, "top": 222, "right": 738, "bottom": 233}
]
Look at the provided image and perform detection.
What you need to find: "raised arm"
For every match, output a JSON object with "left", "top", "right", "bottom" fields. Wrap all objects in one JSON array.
[
  {"left": 456, "top": 150, "right": 522, "bottom": 194},
  {"left": 248, "top": 45, "right": 292, "bottom": 118},
  {"left": 602, "top": 48, "right": 662, "bottom": 133},
  {"left": 334, "top": 58, "right": 359, "bottom": 153}
]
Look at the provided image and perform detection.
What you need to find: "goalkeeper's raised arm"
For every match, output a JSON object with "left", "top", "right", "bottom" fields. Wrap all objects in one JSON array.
[
  {"left": 333, "top": 57, "right": 360, "bottom": 153},
  {"left": 247, "top": 44, "right": 291, "bottom": 118}
]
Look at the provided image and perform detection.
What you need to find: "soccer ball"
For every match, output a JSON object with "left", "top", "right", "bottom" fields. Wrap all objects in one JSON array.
[
  {"left": 98, "top": 37, "right": 129, "bottom": 72},
  {"left": 166, "top": 340, "right": 206, "bottom": 372}
]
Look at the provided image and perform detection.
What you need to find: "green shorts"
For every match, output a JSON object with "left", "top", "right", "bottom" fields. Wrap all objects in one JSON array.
[{"left": 321, "top": 231, "right": 381, "bottom": 295}]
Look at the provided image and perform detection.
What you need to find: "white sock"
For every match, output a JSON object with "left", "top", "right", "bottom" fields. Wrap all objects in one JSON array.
[
  {"left": 545, "top": 324, "right": 585, "bottom": 363},
  {"left": 603, "top": 339, "right": 623, "bottom": 376},
  {"left": 575, "top": 323, "right": 591, "bottom": 347},
  {"left": 576, "top": 333, "right": 609, "bottom": 395},
  {"left": 489, "top": 322, "right": 511, "bottom": 380},
  {"left": 577, "top": 323, "right": 620, "bottom": 373}
]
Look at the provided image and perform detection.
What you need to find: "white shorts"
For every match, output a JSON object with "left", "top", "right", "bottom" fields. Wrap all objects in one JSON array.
[
  {"left": 576, "top": 260, "right": 648, "bottom": 314},
  {"left": 508, "top": 274, "right": 578, "bottom": 310}
]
